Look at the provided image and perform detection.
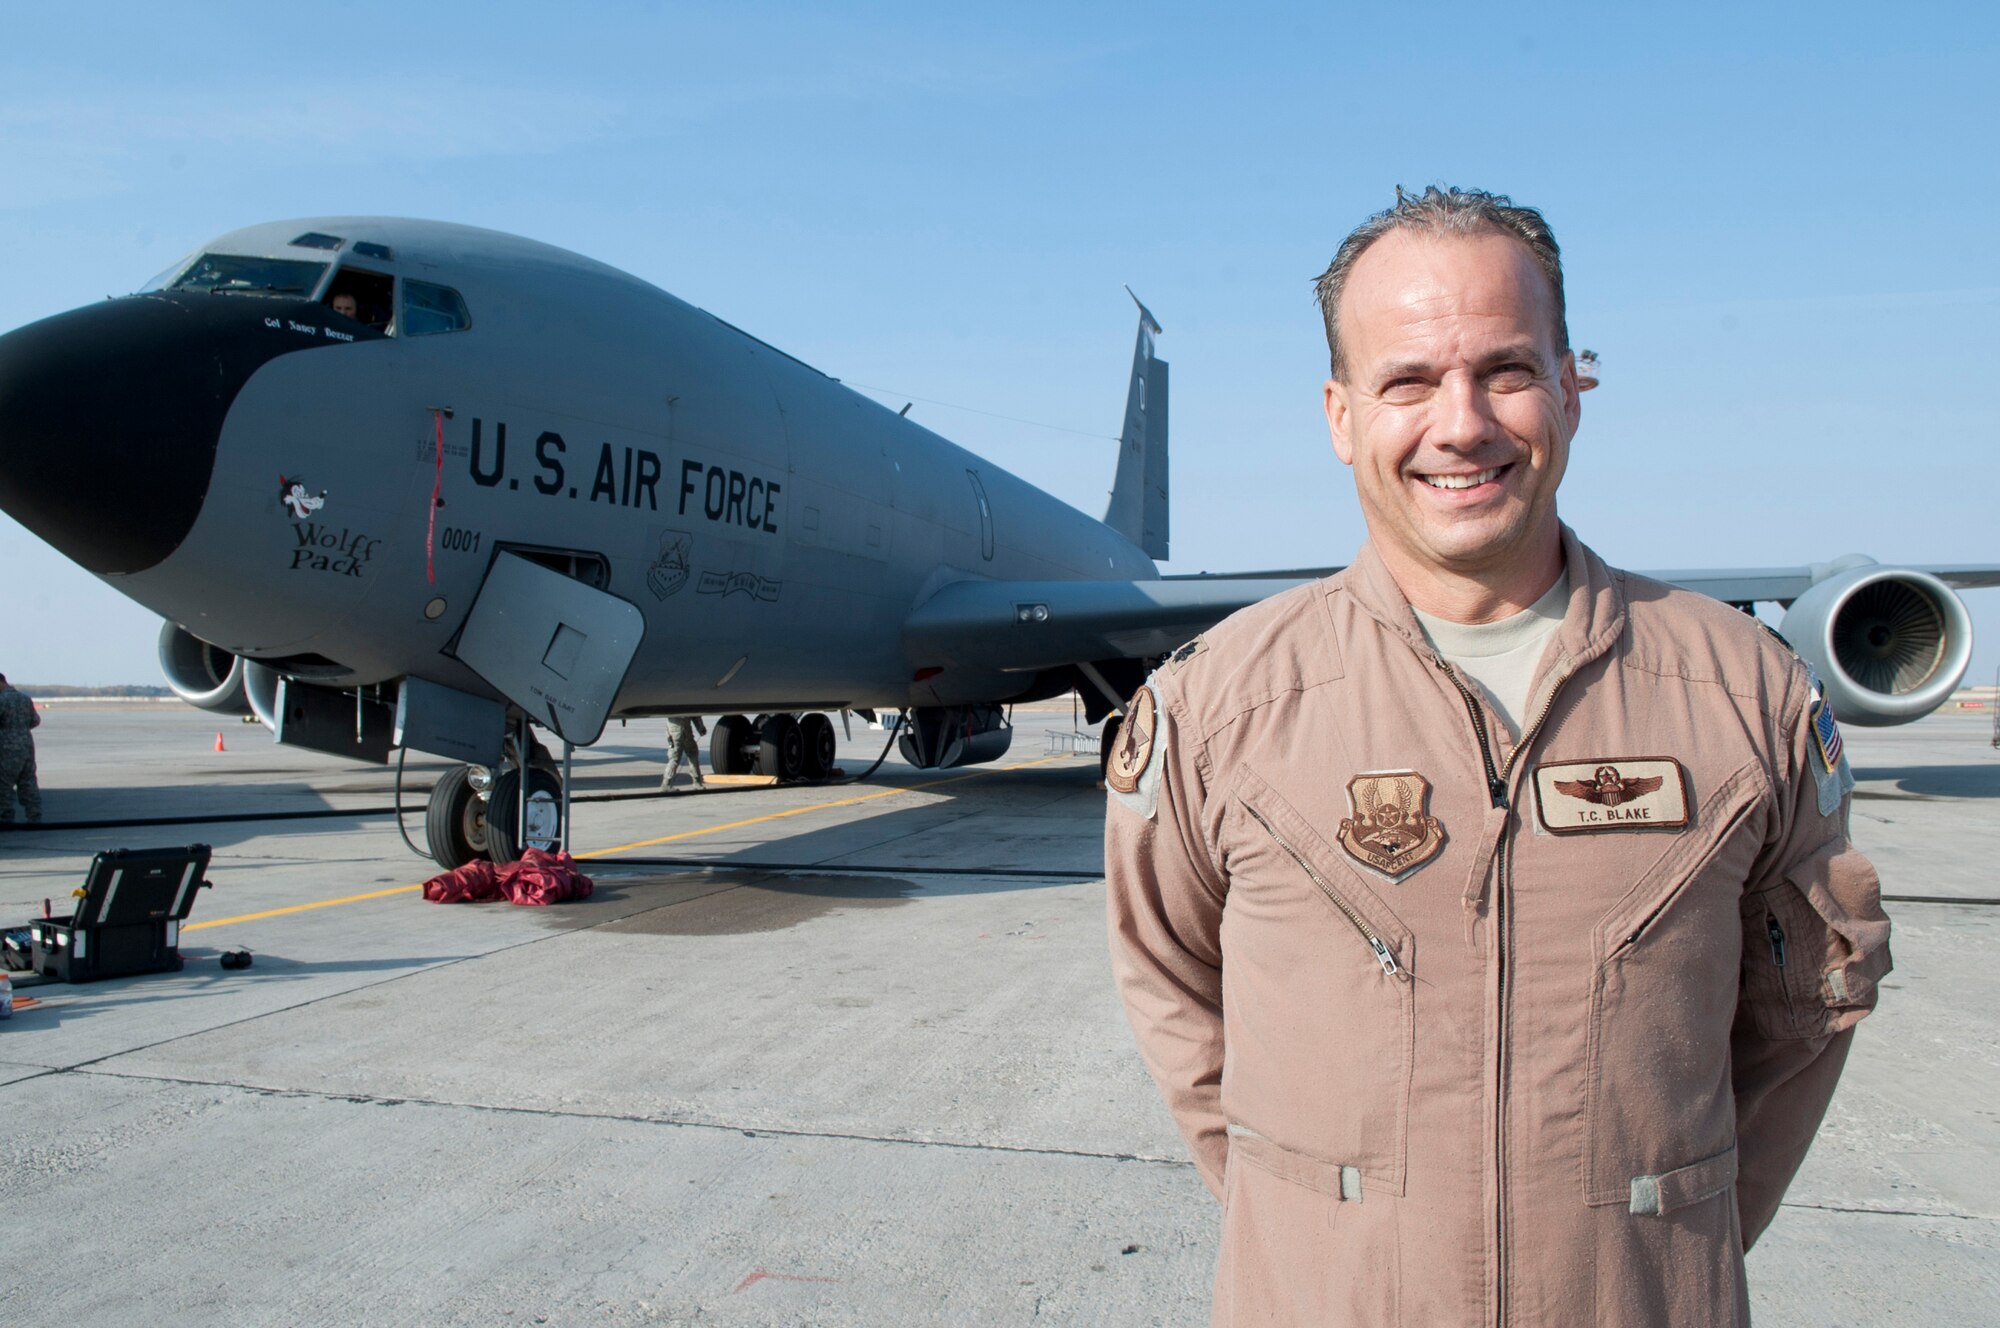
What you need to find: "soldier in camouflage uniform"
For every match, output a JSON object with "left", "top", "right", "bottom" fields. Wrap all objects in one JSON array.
[
  {"left": 0, "top": 673, "right": 42, "bottom": 824},
  {"left": 662, "top": 714, "right": 707, "bottom": 791}
]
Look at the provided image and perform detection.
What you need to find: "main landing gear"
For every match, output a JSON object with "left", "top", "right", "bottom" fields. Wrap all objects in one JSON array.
[
  {"left": 424, "top": 733, "right": 564, "bottom": 870},
  {"left": 709, "top": 712, "right": 838, "bottom": 783}
]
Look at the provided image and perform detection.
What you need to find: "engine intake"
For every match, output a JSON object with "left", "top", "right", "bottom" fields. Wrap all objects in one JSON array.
[
  {"left": 1779, "top": 566, "right": 1972, "bottom": 727},
  {"left": 157, "top": 622, "right": 251, "bottom": 715}
]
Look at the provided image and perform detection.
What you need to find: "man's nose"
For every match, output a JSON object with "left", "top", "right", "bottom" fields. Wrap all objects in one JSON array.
[
  {"left": 0, "top": 293, "right": 297, "bottom": 575},
  {"left": 1428, "top": 374, "right": 1495, "bottom": 451}
]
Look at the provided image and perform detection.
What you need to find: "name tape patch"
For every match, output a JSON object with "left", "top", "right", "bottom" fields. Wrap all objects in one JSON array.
[{"left": 1533, "top": 757, "right": 1690, "bottom": 834}]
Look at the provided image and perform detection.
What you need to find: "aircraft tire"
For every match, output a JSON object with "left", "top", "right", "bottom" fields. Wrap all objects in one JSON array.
[
  {"left": 426, "top": 765, "right": 489, "bottom": 869},
  {"left": 757, "top": 714, "right": 806, "bottom": 782},
  {"left": 800, "top": 713, "right": 836, "bottom": 779},
  {"left": 712, "top": 714, "right": 753, "bottom": 775},
  {"left": 486, "top": 766, "right": 564, "bottom": 864}
]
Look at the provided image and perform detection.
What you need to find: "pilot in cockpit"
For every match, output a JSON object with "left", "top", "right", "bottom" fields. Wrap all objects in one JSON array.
[{"left": 330, "top": 292, "right": 359, "bottom": 321}]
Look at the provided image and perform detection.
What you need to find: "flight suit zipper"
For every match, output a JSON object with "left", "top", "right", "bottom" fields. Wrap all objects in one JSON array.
[
  {"left": 1765, "top": 911, "right": 1804, "bottom": 1032},
  {"left": 1244, "top": 804, "right": 1403, "bottom": 977},
  {"left": 1431, "top": 652, "right": 1571, "bottom": 1328}
]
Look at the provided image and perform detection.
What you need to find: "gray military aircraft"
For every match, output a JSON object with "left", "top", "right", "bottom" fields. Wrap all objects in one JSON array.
[{"left": 0, "top": 218, "right": 1992, "bottom": 866}]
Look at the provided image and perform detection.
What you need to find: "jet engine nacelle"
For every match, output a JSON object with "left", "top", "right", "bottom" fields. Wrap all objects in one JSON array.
[
  {"left": 158, "top": 622, "right": 253, "bottom": 715},
  {"left": 1779, "top": 565, "right": 1973, "bottom": 727},
  {"left": 898, "top": 703, "right": 1013, "bottom": 770}
]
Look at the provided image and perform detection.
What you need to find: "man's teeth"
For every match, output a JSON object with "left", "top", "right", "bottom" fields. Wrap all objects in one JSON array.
[{"left": 1422, "top": 467, "right": 1501, "bottom": 490}]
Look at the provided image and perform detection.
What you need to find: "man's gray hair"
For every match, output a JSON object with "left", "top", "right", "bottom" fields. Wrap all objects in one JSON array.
[{"left": 1315, "top": 185, "right": 1568, "bottom": 380}]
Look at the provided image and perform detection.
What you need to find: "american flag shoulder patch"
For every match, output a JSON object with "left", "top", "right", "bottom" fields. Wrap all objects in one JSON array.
[{"left": 1811, "top": 697, "right": 1844, "bottom": 772}]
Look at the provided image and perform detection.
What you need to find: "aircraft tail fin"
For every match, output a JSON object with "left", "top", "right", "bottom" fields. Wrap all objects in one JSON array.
[{"left": 1103, "top": 288, "right": 1168, "bottom": 561}]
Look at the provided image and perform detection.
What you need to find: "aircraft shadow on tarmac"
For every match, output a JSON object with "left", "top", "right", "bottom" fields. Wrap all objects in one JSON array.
[
  {"left": 529, "top": 785, "right": 1107, "bottom": 937},
  {"left": 665, "top": 785, "right": 1103, "bottom": 880},
  {"left": 1852, "top": 763, "right": 2000, "bottom": 799},
  {"left": 582, "top": 872, "right": 929, "bottom": 938}
]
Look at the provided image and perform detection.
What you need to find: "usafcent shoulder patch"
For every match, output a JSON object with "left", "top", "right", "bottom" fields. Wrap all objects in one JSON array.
[{"left": 1107, "top": 682, "right": 1168, "bottom": 820}]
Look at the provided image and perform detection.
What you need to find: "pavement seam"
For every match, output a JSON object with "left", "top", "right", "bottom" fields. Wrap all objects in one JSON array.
[
  {"left": 1778, "top": 1200, "right": 1996, "bottom": 1223},
  {"left": 58, "top": 1065, "right": 1198, "bottom": 1170}
]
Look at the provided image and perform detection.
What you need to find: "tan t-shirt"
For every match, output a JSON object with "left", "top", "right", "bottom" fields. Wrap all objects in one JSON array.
[{"left": 1412, "top": 572, "right": 1569, "bottom": 739}]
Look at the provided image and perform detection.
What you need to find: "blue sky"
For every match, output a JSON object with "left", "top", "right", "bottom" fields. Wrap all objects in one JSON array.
[{"left": 2, "top": 1, "right": 1996, "bottom": 688}]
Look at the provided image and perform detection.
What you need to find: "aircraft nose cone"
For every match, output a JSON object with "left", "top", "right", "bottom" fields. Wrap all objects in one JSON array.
[{"left": 0, "top": 292, "right": 321, "bottom": 575}]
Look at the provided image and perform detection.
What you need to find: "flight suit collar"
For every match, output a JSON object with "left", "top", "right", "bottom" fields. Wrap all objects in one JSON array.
[{"left": 1331, "top": 524, "right": 1629, "bottom": 691}]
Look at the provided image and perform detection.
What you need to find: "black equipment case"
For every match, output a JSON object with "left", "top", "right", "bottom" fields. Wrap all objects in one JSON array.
[{"left": 28, "top": 844, "right": 212, "bottom": 983}]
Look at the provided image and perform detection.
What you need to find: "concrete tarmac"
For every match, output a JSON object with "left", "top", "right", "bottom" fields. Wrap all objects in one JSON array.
[{"left": 0, "top": 702, "right": 1995, "bottom": 1325}]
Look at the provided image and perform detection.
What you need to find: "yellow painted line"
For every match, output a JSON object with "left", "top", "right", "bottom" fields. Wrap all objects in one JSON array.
[
  {"left": 180, "top": 754, "right": 1076, "bottom": 931},
  {"left": 184, "top": 882, "right": 422, "bottom": 932}
]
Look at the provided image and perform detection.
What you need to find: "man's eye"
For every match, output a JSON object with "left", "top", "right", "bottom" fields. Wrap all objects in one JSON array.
[
  {"left": 1488, "top": 365, "right": 1535, "bottom": 388},
  {"left": 1381, "top": 377, "right": 1427, "bottom": 398}
]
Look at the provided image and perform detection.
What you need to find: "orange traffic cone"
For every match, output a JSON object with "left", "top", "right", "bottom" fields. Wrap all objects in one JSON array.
[{"left": 214, "top": 732, "right": 226, "bottom": 752}]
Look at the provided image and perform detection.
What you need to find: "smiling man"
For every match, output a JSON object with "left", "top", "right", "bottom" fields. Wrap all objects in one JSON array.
[{"left": 1105, "top": 187, "right": 1891, "bottom": 1325}]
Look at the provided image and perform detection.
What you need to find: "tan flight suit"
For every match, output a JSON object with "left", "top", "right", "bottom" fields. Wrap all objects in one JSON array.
[{"left": 1105, "top": 529, "right": 1890, "bottom": 1327}]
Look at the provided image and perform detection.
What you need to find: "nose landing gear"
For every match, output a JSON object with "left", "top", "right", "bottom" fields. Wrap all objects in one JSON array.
[{"left": 422, "top": 733, "right": 566, "bottom": 868}]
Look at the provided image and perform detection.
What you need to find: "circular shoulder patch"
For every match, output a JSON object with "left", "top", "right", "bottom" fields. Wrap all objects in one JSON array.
[{"left": 1106, "top": 685, "right": 1158, "bottom": 795}]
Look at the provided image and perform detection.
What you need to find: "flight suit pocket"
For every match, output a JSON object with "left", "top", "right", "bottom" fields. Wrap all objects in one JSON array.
[
  {"left": 1217, "top": 767, "right": 1414, "bottom": 1196},
  {"left": 1584, "top": 764, "right": 1763, "bottom": 1207},
  {"left": 1216, "top": 1124, "right": 1402, "bottom": 1327},
  {"left": 1739, "top": 836, "right": 1890, "bottom": 1041}
]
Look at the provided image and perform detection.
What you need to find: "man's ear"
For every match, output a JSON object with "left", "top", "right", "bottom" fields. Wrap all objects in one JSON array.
[
  {"left": 1324, "top": 378, "right": 1356, "bottom": 466},
  {"left": 1559, "top": 350, "right": 1581, "bottom": 431}
]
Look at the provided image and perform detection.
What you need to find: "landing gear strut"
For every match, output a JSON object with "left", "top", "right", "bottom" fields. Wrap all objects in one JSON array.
[{"left": 485, "top": 765, "right": 563, "bottom": 862}]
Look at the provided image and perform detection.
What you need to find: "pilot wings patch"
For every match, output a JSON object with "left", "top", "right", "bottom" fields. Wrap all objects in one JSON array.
[
  {"left": 1552, "top": 769, "right": 1664, "bottom": 806},
  {"left": 1533, "top": 758, "right": 1689, "bottom": 833}
]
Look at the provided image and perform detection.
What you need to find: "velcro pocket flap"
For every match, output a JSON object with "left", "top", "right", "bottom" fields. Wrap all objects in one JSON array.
[
  {"left": 1629, "top": 1145, "right": 1738, "bottom": 1217},
  {"left": 1228, "top": 1124, "right": 1364, "bottom": 1202}
]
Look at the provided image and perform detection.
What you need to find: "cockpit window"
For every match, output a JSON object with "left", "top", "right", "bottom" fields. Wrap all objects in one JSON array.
[
  {"left": 323, "top": 267, "right": 395, "bottom": 333},
  {"left": 291, "top": 232, "right": 345, "bottom": 250},
  {"left": 403, "top": 279, "right": 471, "bottom": 336},
  {"left": 138, "top": 252, "right": 198, "bottom": 292},
  {"left": 171, "top": 254, "right": 329, "bottom": 299}
]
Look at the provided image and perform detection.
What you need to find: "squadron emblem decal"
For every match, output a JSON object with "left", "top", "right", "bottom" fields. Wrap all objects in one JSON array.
[
  {"left": 1533, "top": 758, "right": 1689, "bottom": 833},
  {"left": 645, "top": 530, "right": 693, "bottom": 601},
  {"left": 1336, "top": 771, "right": 1445, "bottom": 882},
  {"left": 1106, "top": 685, "right": 1158, "bottom": 795}
]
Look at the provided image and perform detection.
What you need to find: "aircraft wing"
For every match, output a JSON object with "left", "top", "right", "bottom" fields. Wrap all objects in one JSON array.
[
  {"left": 1161, "top": 564, "right": 2000, "bottom": 601},
  {"left": 1622, "top": 564, "right": 2000, "bottom": 603},
  {"left": 906, "top": 560, "right": 2000, "bottom": 678},
  {"left": 902, "top": 576, "right": 1313, "bottom": 673}
]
